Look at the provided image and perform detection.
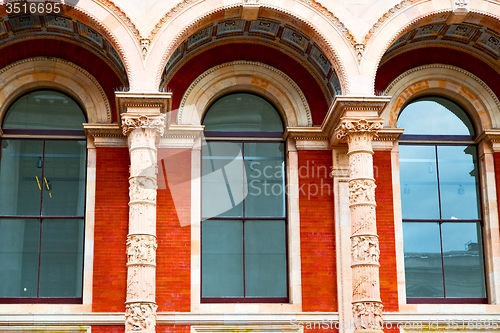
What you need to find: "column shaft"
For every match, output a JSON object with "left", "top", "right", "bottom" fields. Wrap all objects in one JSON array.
[
  {"left": 336, "top": 118, "right": 384, "bottom": 332},
  {"left": 122, "top": 114, "right": 165, "bottom": 333}
]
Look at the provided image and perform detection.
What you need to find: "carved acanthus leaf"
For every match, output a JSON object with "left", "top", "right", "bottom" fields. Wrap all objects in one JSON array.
[
  {"left": 336, "top": 119, "right": 383, "bottom": 140},
  {"left": 125, "top": 303, "right": 158, "bottom": 332},
  {"left": 122, "top": 114, "right": 166, "bottom": 136},
  {"left": 349, "top": 179, "right": 376, "bottom": 204},
  {"left": 351, "top": 235, "right": 379, "bottom": 265},
  {"left": 352, "top": 302, "right": 383, "bottom": 330},
  {"left": 127, "top": 235, "right": 157, "bottom": 264}
]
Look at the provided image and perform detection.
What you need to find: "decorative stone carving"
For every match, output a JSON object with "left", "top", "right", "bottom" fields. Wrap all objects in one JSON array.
[
  {"left": 336, "top": 119, "right": 383, "bottom": 140},
  {"left": 129, "top": 176, "right": 157, "bottom": 202},
  {"left": 127, "top": 235, "right": 157, "bottom": 264},
  {"left": 354, "top": 43, "right": 365, "bottom": 64},
  {"left": 125, "top": 303, "right": 158, "bottom": 332},
  {"left": 122, "top": 114, "right": 166, "bottom": 137},
  {"left": 349, "top": 179, "right": 376, "bottom": 204},
  {"left": 140, "top": 39, "right": 151, "bottom": 59},
  {"left": 351, "top": 235, "right": 379, "bottom": 264},
  {"left": 352, "top": 302, "right": 384, "bottom": 330}
]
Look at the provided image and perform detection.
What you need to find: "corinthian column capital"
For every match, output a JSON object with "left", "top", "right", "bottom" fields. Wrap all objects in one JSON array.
[
  {"left": 121, "top": 114, "right": 166, "bottom": 137},
  {"left": 335, "top": 118, "right": 384, "bottom": 140}
]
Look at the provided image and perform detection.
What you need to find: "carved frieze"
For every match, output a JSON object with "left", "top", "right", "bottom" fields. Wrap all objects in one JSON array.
[
  {"left": 352, "top": 301, "right": 384, "bottom": 330},
  {"left": 349, "top": 179, "right": 376, "bottom": 205},
  {"left": 125, "top": 303, "right": 157, "bottom": 332},
  {"left": 351, "top": 235, "right": 380, "bottom": 265},
  {"left": 129, "top": 176, "right": 157, "bottom": 202},
  {"left": 122, "top": 114, "right": 166, "bottom": 137},
  {"left": 127, "top": 235, "right": 157, "bottom": 264}
]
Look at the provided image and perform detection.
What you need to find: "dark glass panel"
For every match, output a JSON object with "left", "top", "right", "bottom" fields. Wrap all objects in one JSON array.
[
  {"left": 441, "top": 223, "right": 486, "bottom": 298},
  {"left": 0, "top": 218, "right": 39, "bottom": 297},
  {"left": 203, "top": 93, "right": 283, "bottom": 133},
  {"left": 202, "top": 142, "right": 245, "bottom": 218},
  {"left": 41, "top": 141, "right": 86, "bottom": 217},
  {"left": 399, "top": 145, "right": 440, "bottom": 219},
  {"left": 397, "top": 97, "right": 474, "bottom": 135},
  {"left": 437, "top": 146, "right": 480, "bottom": 220},
  {"left": 39, "top": 219, "right": 84, "bottom": 297},
  {"left": 403, "top": 222, "right": 444, "bottom": 298},
  {"left": 3, "top": 90, "right": 86, "bottom": 130},
  {"left": 0, "top": 140, "right": 43, "bottom": 216},
  {"left": 201, "top": 220, "right": 244, "bottom": 297},
  {"left": 244, "top": 142, "right": 285, "bottom": 218},
  {"left": 244, "top": 220, "right": 287, "bottom": 297}
]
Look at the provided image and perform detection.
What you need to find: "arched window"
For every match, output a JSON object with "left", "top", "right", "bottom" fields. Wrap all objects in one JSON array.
[
  {"left": 398, "top": 96, "right": 486, "bottom": 303},
  {"left": 0, "top": 90, "right": 86, "bottom": 303},
  {"left": 200, "top": 93, "right": 288, "bottom": 302}
]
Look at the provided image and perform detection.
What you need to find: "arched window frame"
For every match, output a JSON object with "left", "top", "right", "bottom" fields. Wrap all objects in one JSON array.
[
  {"left": 0, "top": 89, "right": 87, "bottom": 304},
  {"left": 397, "top": 95, "right": 488, "bottom": 304},
  {"left": 199, "top": 92, "right": 289, "bottom": 303}
]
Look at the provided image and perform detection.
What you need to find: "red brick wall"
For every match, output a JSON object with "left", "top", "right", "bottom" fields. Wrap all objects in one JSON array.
[
  {"left": 157, "top": 148, "right": 191, "bottom": 311},
  {"left": 93, "top": 148, "right": 129, "bottom": 312},
  {"left": 374, "top": 151, "right": 399, "bottom": 312},
  {"left": 298, "top": 150, "right": 336, "bottom": 311},
  {"left": 91, "top": 327, "right": 124, "bottom": 333},
  {"left": 158, "top": 326, "right": 191, "bottom": 333}
]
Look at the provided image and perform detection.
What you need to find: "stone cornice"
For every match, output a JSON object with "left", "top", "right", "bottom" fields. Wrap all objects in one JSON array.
[
  {"left": 476, "top": 130, "right": 500, "bottom": 152},
  {"left": 286, "top": 96, "right": 392, "bottom": 148},
  {"left": 83, "top": 123, "right": 123, "bottom": 138},
  {"left": 115, "top": 91, "right": 172, "bottom": 126},
  {"left": 164, "top": 125, "right": 205, "bottom": 139}
]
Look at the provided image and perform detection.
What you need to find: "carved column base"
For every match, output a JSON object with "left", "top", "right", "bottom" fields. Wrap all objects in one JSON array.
[{"left": 125, "top": 302, "right": 158, "bottom": 333}]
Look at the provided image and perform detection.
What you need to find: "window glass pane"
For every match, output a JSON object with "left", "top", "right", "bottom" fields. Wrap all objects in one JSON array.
[
  {"left": 202, "top": 142, "right": 245, "bottom": 218},
  {"left": 3, "top": 91, "right": 86, "bottom": 130},
  {"left": 41, "top": 141, "right": 86, "bottom": 217},
  {"left": 397, "top": 97, "right": 474, "bottom": 135},
  {"left": 39, "top": 219, "right": 84, "bottom": 297},
  {"left": 0, "top": 140, "right": 43, "bottom": 216},
  {"left": 0, "top": 218, "right": 39, "bottom": 297},
  {"left": 244, "top": 220, "right": 287, "bottom": 297},
  {"left": 399, "top": 145, "right": 440, "bottom": 219},
  {"left": 203, "top": 93, "right": 283, "bottom": 133},
  {"left": 403, "top": 222, "right": 444, "bottom": 298},
  {"left": 202, "top": 220, "right": 244, "bottom": 297},
  {"left": 245, "top": 143, "right": 285, "bottom": 217},
  {"left": 442, "top": 223, "right": 486, "bottom": 298},
  {"left": 437, "top": 146, "right": 480, "bottom": 220}
]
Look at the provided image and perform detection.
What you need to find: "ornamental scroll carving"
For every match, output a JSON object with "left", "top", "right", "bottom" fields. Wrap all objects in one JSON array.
[
  {"left": 349, "top": 179, "right": 376, "bottom": 204},
  {"left": 352, "top": 302, "right": 383, "bottom": 330},
  {"left": 122, "top": 114, "right": 166, "bottom": 136},
  {"left": 351, "top": 235, "right": 379, "bottom": 264},
  {"left": 125, "top": 303, "right": 157, "bottom": 331},
  {"left": 129, "top": 177, "right": 157, "bottom": 202},
  {"left": 127, "top": 235, "right": 157, "bottom": 264},
  {"left": 336, "top": 119, "right": 383, "bottom": 140}
]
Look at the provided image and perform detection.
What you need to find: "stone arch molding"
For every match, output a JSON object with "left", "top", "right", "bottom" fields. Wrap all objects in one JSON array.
[
  {"left": 177, "top": 61, "right": 312, "bottom": 127},
  {"left": 0, "top": 57, "right": 111, "bottom": 124},
  {"left": 382, "top": 64, "right": 500, "bottom": 132}
]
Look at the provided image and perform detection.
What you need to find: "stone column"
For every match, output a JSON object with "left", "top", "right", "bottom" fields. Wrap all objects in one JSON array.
[
  {"left": 336, "top": 118, "right": 384, "bottom": 333},
  {"left": 121, "top": 114, "right": 166, "bottom": 333}
]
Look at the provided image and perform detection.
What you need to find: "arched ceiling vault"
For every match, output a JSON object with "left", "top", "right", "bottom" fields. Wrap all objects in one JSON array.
[
  {"left": 375, "top": 11, "right": 500, "bottom": 100},
  {"left": 161, "top": 8, "right": 345, "bottom": 125},
  {"left": 0, "top": 7, "right": 129, "bottom": 121}
]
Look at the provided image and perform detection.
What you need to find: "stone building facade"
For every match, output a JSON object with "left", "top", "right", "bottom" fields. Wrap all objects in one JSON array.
[{"left": 0, "top": 0, "right": 499, "bottom": 333}]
